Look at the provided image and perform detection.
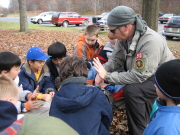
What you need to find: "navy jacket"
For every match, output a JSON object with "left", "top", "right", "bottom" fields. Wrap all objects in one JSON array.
[
  {"left": 45, "top": 58, "right": 59, "bottom": 86},
  {"left": 18, "top": 62, "right": 55, "bottom": 93},
  {"left": 0, "top": 100, "right": 17, "bottom": 132},
  {"left": 49, "top": 77, "right": 113, "bottom": 135}
]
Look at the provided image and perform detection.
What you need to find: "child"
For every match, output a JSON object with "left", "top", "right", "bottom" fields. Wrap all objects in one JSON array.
[
  {"left": 0, "top": 51, "right": 40, "bottom": 113},
  {"left": 0, "top": 75, "right": 79, "bottom": 135},
  {"left": 0, "top": 74, "right": 20, "bottom": 131},
  {"left": 74, "top": 25, "right": 103, "bottom": 62},
  {"left": 143, "top": 59, "right": 180, "bottom": 135},
  {"left": 19, "top": 46, "right": 55, "bottom": 100},
  {"left": 46, "top": 41, "right": 67, "bottom": 89},
  {"left": 49, "top": 56, "right": 113, "bottom": 135},
  {"left": 97, "top": 32, "right": 117, "bottom": 64},
  {"left": 87, "top": 32, "right": 117, "bottom": 81}
]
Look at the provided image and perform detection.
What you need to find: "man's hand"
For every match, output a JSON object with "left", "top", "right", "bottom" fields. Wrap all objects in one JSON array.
[
  {"left": 95, "top": 74, "right": 103, "bottom": 86},
  {"left": 93, "top": 57, "right": 107, "bottom": 80}
]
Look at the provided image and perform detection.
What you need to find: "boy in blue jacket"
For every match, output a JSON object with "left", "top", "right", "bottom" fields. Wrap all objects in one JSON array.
[
  {"left": 46, "top": 41, "right": 67, "bottom": 89},
  {"left": 0, "top": 51, "right": 40, "bottom": 113},
  {"left": 144, "top": 59, "right": 180, "bottom": 135},
  {"left": 19, "top": 46, "right": 55, "bottom": 101},
  {"left": 49, "top": 56, "right": 113, "bottom": 135}
]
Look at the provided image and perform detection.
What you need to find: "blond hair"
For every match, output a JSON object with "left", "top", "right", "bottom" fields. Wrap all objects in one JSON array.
[
  {"left": 0, "top": 75, "right": 19, "bottom": 100},
  {"left": 85, "top": 25, "right": 99, "bottom": 36}
]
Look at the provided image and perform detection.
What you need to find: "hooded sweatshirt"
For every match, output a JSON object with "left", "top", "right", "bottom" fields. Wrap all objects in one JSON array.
[
  {"left": 0, "top": 100, "right": 17, "bottom": 132},
  {"left": 74, "top": 33, "right": 103, "bottom": 61},
  {"left": 49, "top": 77, "right": 113, "bottom": 135}
]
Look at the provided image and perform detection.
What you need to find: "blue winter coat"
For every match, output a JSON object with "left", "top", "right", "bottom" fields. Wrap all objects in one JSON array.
[
  {"left": 49, "top": 77, "right": 113, "bottom": 135},
  {"left": 143, "top": 106, "right": 180, "bottom": 135},
  {"left": 0, "top": 100, "right": 17, "bottom": 132},
  {"left": 18, "top": 62, "right": 55, "bottom": 93}
]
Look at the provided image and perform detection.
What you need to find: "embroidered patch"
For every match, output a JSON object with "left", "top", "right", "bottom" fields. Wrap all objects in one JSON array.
[
  {"left": 136, "top": 52, "right": 142, "bottom": 59},
  {"left": 135, "top": 59, "right": 144, "bottom": 70}
]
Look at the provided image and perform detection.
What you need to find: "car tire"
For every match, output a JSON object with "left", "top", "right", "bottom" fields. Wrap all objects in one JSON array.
[
  {"left": 160, "top": 21, "right": 163, "bottom": 24},
  {"left": 56, "top": 24, "right": 61, "bottom": 27},
  {"left": 37, "top": 19, "right": 43, "bottom": 24},
  {"left": 82, "top": 20, "right": 88, "bottom": 26},
  {"left": 165, "top": 36, "right": 173, "bottom": 40},
  {"left": 63, "top": 21, "right": 68, "bottom": 27},
  {"left": 76, "top": 24, "right": 80, "bottom": 26},
  {"left": 32, "top": 22, "right": 36, "bottom": 24}
]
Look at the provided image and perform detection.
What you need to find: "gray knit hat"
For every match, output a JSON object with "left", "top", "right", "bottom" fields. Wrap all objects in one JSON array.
[{"left": 107, "top": 6, "right": 147, "bottom": 34}]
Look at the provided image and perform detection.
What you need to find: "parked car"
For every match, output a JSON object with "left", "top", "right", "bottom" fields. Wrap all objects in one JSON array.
[
  {"left": 158, "top": 12, "right": 164, "bottom": 17},
  {"left": 50, "top": 12, "right": 89, "bottom": 27},
  {"left": 158, "top": 13, "right": 177, "bottom": 24},
  {"left": 92, "top": 12, "right": 109, "bottom": 25},
  {"left": 30, "top": 12, "right": 56, "bottom": 24},
  {"left": 95, "top": 13, "right": 109, "bottom": 30},
  {"left": 162, "top": 16, "right": 180, "bottom": 40}
]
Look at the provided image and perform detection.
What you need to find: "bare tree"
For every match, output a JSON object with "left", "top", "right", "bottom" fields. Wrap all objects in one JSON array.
[
  {"left": 18, "top": 0, "right": 28, "bottom": 32},
  {"left": 142, "top": 0, "right": 160, "bottom": 31},
  {"left": 9, "top": 0, "right": 179, "bottom": 18},
  {"left": 9, "top": 0, "right": 19, "bottom": 13}
]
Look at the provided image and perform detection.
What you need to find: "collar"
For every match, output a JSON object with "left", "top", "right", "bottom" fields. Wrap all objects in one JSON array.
[{"left": 61, "top": 77, "right": 87, "bottom": 87}]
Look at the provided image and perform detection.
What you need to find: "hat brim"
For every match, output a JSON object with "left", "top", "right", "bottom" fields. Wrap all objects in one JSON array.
[{"left": 36, "top": 55, "right": 51, "bottom": 60}]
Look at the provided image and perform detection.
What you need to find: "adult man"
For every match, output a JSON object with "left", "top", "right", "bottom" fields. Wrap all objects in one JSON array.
[{"left": 93, "top": 6, "right": 174, "bottom": 135}]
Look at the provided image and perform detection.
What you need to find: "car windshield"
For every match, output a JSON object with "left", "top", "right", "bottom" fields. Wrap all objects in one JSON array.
[
  {"left": 169, "top": 17, "right": 180, "bottom": 25},
  {"left": 38, "top": 13, "right": 47, "bottom": 16}
]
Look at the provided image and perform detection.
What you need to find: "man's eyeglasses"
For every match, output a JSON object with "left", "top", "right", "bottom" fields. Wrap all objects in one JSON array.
[{"left": 109, "top": 26, "right": 121, "bottom": 34}]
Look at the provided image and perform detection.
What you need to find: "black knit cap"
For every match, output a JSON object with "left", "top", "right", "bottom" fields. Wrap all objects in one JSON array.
[{"left": 154, "top": 59, "right": 180, "bottom": 100}]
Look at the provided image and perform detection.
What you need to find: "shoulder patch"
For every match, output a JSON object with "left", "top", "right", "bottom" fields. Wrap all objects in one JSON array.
[
  {"left": 136, "top": 52, "right": 143, "bottom": 59},
  {"left": 134, "top": 59, "right": 144, "bottom": 70}
]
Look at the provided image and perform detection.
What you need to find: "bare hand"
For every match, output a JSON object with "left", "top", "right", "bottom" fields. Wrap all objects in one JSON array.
[
  {"left": 93, "top": 57, "right": 107, "bottom": 80},
  {"left": 95, "top": 74, "right": 103, "bottom": 86},
  {"left": 49, "top": 91, "right": 55, "bottom": 98},
  {"left": 31, "top": 85, "right": 39, "bottom": 100},
  {"left": 42, "top": 94, "right": 52, "bottom": 102}
]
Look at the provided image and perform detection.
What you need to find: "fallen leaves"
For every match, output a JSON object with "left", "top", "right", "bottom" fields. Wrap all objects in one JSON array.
[{"left": 0, "top": 29, "right": 109, "bottom": 63}]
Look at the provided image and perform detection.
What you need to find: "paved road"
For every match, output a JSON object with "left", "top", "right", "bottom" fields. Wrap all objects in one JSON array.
[{"left": 0, "top": 17, "right": 165, "bottom": 33}]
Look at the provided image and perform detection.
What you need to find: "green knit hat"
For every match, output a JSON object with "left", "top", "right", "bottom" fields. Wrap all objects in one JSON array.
[
  {"left": 107, "top": 6, "right": 136, "bottom": 27},
  {"left": 107, "top": 6, "right": 147, "bottom": 35}
]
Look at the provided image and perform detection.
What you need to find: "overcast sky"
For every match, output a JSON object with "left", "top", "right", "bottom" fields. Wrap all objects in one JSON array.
[{"left": 0, "top": 0, "right": 10, "bottom": 8}]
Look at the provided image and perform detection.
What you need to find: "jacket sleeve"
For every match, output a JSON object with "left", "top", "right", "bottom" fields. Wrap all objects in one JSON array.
[
  {"left": 103, "top": 41, "right": 126, "bottom": 73},
  {"left": 40, "top": 75, "right": 55, "bottom": 93},
  {"left": 98, "top": 91, "right": 113, "bottom": 129},
  {"left": 18, "top": 71, "right": 34, "bottom": 93},
  {"left": 74, "top": 42, "right": 87, "bottom": 60},
  {"left": 15, "top": 101, "right": 22, "bottom": 113}
]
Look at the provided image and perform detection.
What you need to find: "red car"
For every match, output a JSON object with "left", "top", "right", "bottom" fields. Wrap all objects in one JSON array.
[{"left": 51, "top": 12, "right": 89, "bottom": 27}]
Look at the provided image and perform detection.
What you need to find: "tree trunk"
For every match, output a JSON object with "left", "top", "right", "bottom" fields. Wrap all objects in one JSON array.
[
  {"left": 142, "top": 0, "right": 160, "bottom": 32},
  {"left": 18, "top": 0, "right": 28, "bottom": 32}
]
